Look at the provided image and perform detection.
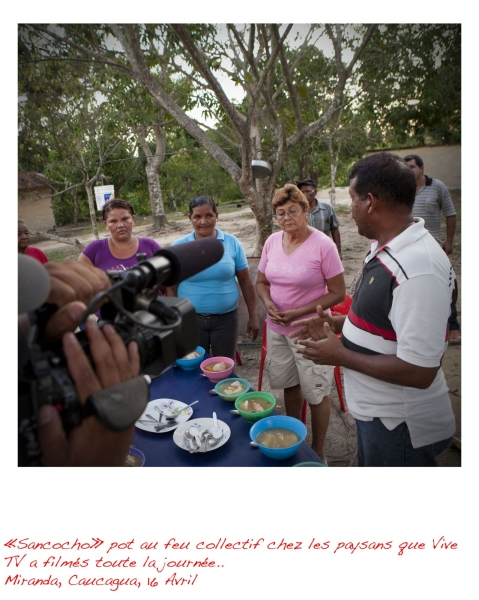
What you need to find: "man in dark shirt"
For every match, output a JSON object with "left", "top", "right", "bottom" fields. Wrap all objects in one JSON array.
[{"left": 297, "top": 179, "right": 342, "bottom": 259}]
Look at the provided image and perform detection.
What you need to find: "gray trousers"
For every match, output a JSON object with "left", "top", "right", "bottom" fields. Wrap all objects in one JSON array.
[{"left": 196, "top": 309, "right": 238, "bottom": 360}]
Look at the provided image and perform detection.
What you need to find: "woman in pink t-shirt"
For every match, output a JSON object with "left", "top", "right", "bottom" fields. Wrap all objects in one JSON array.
[{"left": 256, "top": 184, "right": 345, "bottom": 463}]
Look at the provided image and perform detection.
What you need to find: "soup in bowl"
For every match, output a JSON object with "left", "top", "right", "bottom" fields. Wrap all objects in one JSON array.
[
  {"left": 234, "top": 391, "right": 276, "bottom": 423},
  {"left": 200, "top": 356, "right": 235, "bottom": 382},
  {"left": 176, "top": 346, "right": 205, "bottom": 371},
  {"left": 214, "top": 378, "right": 251, "bottom": 401},
  {"left": 249, "top": 415, "right": 307, "bottom": 460}
]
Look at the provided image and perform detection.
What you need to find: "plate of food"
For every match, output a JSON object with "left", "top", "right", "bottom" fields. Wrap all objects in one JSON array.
[
  {"left": 173, "top": 418, "right": 231, "bottom": 452},
  {"left": 135, "top": 399, "right": 193, "bottom": 433}
]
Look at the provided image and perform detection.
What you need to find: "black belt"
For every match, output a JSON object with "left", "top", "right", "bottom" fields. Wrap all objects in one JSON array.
[{"left": 196, "top": 309, "right": 236, "bottom": 318}]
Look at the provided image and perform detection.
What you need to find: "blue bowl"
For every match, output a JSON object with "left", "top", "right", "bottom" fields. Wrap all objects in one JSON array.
[
  {"left": 125, "top": 447, "right": 145, "bottom": 467},
  {"left": 176, "top": 346, "right": 205, "bottom": 370},
  {"left": 249, "top": 415, "right": 307, "bottom": 460}
]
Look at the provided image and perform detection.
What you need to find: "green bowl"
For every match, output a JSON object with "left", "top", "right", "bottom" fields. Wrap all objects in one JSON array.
[
  {"left": 292, "top": 461, "right": 327, "bottom": 467},
  {"left": 214, "top": 378, "right": 251, "bottom": 401},
  {"left": 234, "top": 392, "right": 276, "bottom": 423}
]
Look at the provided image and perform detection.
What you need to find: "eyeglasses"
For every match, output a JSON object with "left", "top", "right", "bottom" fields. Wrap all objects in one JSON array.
[{"left": 274, "top": 208, "right": 303, "bottom": 219}]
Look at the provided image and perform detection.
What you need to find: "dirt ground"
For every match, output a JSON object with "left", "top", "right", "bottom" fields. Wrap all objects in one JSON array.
[{"left": 36, "top": 191, "right": 461, "bottom": 467}]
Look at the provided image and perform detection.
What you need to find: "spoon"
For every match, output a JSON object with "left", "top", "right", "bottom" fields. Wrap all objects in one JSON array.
[
  {"left": 198, "top": 429, "right": 212, "bottom": 452},
  {"left": 145, "top": 413, "right": 160, "bottom": 422},
  {"left": 230, "top": 409, "right": 240, "bottom": 415},
  {"left": 207, "top": 436, "right": 222, "bottom": 449},
  {"left": 250, "top": 441, "right": 259, "bottom": 448},
  {"left": 157, "top": 401, "right": 199, "bottom": 421},
  {"left": 190, "top": 427, "right": 202, "bottom": 450},
  {"left": 142, "top": 414, "right": 168, "bottom": 431},
  {"left": 184, "top": 429, "right": 197, "bottom": 453},
  {"left": 210, "top": 412, "right": 222, "bottom": 440},
  {"left": 208, "top": 389, "right": 218, "bottom": 395},
  {"left": 201, "top": 430, "right": 221, "bottom": 450}
]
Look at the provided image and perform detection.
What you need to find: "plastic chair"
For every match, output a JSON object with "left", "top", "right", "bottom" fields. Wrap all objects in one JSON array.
[
  {"left": 330, "top": 293, "right": 353, "bottom": 413},
  {"left": 235, "top": 348, "right": 243, "bottom": 366},
  {"left": 330, "top": 293, "right": 352, "bottom": 318}
]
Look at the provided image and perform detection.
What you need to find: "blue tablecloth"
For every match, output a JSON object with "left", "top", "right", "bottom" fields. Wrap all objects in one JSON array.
[{"left": 132, "top": 364, "right": 324, "bottom": 467}]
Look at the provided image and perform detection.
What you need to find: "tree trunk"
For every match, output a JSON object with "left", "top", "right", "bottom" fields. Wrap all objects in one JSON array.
[
  {"left": 297, "top": 155, "right": 309, "bottom": 181},
  {"left": 238, "top": 178, "right": 274, "bottom": 255},
  {"left": 327, "top": 137, "right": 338, "bottom": 209},
  {"left": 72, "top": 186, "right": 78, "bottom": 226},
  {"left": 145, "top": 164, "right": 168, "bottom": 229},
  {"left": 134, "top": 124, "right": 168, "bottom": 230},
  {"left": 85, "top": 181, "right": 99, "bottom": 239}
]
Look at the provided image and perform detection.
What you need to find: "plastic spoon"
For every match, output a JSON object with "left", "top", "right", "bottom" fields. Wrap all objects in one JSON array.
[{"left": 211, "top": 412, "right": 222, "bottom": 440}]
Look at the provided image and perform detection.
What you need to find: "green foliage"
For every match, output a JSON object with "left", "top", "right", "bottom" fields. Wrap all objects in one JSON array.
[
  {"left": 18, "top": 23, "right": 461, "bottom": 230},
  {"left": 358, "top": 24, "right": 461, "bottom": 147}
]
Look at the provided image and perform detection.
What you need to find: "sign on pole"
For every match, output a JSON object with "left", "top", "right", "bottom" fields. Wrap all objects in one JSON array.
[{"left": 95, "top": 185, "right": 115, "bottom": 211}]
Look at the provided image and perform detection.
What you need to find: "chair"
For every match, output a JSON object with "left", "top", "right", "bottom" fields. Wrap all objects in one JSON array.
[
  {"left": 257, "top": 293, "right": 352, "bottom": 419},
  {"left": 330, "top": 293, "right": 353, "bottom": 413},
  {"left": 235, "top": 348, "right": 243, "bottom": 366}
]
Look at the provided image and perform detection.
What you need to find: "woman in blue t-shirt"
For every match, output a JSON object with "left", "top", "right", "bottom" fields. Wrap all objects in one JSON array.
[{"left": 167, "top": 196, "right": 259, "bottom": 359}]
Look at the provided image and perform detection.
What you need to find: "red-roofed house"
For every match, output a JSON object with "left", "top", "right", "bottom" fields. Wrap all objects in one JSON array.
[{"left": 18, "top": 172, "right": 55, "bottom": 231}]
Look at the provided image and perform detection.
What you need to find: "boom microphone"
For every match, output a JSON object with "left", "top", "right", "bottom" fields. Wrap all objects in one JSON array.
[
  {"left": 154, "top": 237, "right": 225, "bottom": 286},
  {"left": 119, "top": 237, "right": 224, "bottom": 291}
]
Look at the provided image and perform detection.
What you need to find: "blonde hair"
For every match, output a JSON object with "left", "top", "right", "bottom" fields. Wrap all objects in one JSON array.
[{"left": 272, "top": 183, "right": 308, "bottom": 212}]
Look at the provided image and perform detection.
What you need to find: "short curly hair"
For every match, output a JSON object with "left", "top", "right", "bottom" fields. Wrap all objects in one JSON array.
[{"left": 271, "top": 183, "right": 309, "bottom": 212}]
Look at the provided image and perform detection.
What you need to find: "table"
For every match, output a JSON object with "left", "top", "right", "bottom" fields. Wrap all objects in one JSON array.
[{"left": 132, "top": 364, "right": 325, "bottom": 467}]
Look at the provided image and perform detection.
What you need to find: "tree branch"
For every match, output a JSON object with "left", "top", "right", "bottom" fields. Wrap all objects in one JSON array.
[{"left": 171, "top": 24, "right": 247, "bottom": 133}]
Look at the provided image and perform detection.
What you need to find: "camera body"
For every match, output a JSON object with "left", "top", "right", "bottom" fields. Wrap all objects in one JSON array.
[{"left": 18, "top": 252, "right": 199, "bottom": 466}]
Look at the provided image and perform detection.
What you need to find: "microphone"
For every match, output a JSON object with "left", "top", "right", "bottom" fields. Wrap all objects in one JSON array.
[
  {"left": 120, "top": 237, "right": 224, "bottom": 290},
  {"left": 154, "top": 237, "right": 224, "bottom": 286}
]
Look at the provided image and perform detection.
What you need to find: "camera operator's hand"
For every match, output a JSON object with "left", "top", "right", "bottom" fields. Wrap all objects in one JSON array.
[
  {"left": 42, "top": 261, "right": 111, "bottom": 342},
  {"left": 37, "top": 319, "right": 140, "bottom": 466}
]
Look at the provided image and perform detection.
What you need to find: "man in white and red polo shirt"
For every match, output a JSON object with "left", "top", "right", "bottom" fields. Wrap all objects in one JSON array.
[{"left": 291, "top": 152, "right": 455, "bottom": 467}]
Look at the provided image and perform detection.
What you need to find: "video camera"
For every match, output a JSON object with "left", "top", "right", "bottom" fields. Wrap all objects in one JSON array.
[{"left": 18, "top": 238, "right": 224, "bottom": 465}]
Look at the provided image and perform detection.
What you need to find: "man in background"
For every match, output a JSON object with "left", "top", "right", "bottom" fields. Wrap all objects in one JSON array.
[
  {"left": 404, "top": 155, "right": 460, "bottom": 345},
  {"left": 297, "top": 178, "right": 342, "bottom": 259}
]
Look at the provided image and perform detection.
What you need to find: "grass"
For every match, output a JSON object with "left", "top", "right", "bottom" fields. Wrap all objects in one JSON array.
[{"left": 45, "top": 248, "right": 81, "bottom": 262}]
